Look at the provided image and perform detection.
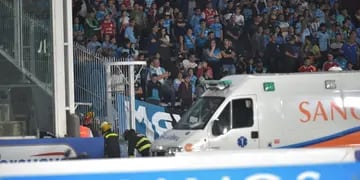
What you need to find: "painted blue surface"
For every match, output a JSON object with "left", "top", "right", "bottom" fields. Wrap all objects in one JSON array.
[
  {"left": 0, "top": 138, "right": 104, "bottom": 158},
  {"left": 280, "top": 126, "right": 360, "bottom": 148},
  {"left": 2, "top": 162, "right": 360, "bottom": 180}
]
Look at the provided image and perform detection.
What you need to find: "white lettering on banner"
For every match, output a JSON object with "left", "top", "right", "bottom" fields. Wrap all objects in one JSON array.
[
  {"left": 134, "top": 106, "right": 155, "bottom": 140},
  {"left": 0, "top": 144, "right": 77, "bottom": 164},
  {"left": 152, "top": 112, "right": 181, "bottom": 136},
  {"left": 141, "top": 171, "right": 321, "bottom": 180},
  {"left": 244, "top": 171, "right": 321, "bottom": 180},
  {"left": 135, "top": 105, "right": 180, "bottom": 141},
  {"left": 0, "top": 158, "right": 63, "bottom": 163},
  {"left": 297, "top": 171, "right": 320, "bottom": 180},
  {"left": 186, "top": 178, "right": 197, "bottom": 180},
  {"left": 245, "top": 174, "right": 280, "bottom": 180}
]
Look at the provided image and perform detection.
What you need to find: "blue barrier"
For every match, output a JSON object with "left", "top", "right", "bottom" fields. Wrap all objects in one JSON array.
[
  {"left": 0, "top": 137, "right": 104, "bottom": 160},
  {"left": 1, "top": 162, "right": 360, "bottom": 179}
]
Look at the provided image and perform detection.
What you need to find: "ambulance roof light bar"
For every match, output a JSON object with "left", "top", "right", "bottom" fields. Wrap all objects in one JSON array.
[{"left": 202, "top": 80, "right": 232, "bottom": 90}]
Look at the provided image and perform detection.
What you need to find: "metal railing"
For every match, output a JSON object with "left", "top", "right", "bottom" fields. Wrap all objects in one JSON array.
[
  {"left": 0, "top": 0, "right": 53, "bottom": 96},
  {"left": 73, "top": 43, "right": 147, "bottom": 135},
  {"left": 0, "top": 0, "right": 15, "bottom": 57}
]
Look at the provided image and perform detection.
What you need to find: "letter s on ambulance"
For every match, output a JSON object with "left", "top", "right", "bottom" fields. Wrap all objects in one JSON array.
[{"left": 299, "top": 101, "right": 311, "bottom": 122}]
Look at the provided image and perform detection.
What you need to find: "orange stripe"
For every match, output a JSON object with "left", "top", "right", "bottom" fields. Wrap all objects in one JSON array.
[{"left": 307, "top": 131, "right": 360, "bottom": 148}]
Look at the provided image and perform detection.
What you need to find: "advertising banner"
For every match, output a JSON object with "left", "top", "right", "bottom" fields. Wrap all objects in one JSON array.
[
  {"left": 117, "top": 96, "right": 181, "bottom": 141},
  {"left": 0, "top": 137, "right": 104, "bottom": 163},
  {"left": 134, "top": 100, "right": 180, "bottom": 141}
]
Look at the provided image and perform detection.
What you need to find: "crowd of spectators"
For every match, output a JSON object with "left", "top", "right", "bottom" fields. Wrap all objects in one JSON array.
[{"left": 73, "top": 0, "right": 360, "bottom": 110}]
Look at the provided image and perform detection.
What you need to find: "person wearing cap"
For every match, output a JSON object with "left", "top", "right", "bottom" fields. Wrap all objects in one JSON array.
[
  {"left": 123, "top": 129, "right": 152, "bottom": 157},
  {"left": 100, "top": 121, "right": 120, "bottom": 158}
]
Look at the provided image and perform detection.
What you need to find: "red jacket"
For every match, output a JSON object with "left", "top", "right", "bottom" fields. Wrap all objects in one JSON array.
[
  {"left": 203, "top": 8, "right": 217, "bottom": 25},
  {"left": 197, "top": 66, "right": 213, "bottom": 79},
  {"left": 298, "top": 65, "right": 317, "bottom": 72},
  {"left": 101, "top": 21, "right": 115, "bottom": 37},
  {"left": 322, "top": 61, "right": 339, "bottom": 71}
]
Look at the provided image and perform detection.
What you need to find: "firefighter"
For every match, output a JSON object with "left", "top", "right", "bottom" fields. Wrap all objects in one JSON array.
[
  {"left": 123, "top": 129, "right": 152, "bottom": 157},
  {"left": 100, "top": 121, "right": 121, "bottom": 158}
]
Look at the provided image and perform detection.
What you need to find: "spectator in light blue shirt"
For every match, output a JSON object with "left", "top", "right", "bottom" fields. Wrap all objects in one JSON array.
[
  {"left": 209, "top": 15, "right": 223, "bottom": 40},
  {"left": 194, "top": 19, "right": 210, "bottom": 50},
  {"left": 317, "top": 24, "right": 330, "bottom": 52},
  {"left": 190, "top": 8, "right": 202, "bottom": 29},
  {"left": 96, "top": 3, "right": 109, "bottom": 22},
  {"left": 334, "top": 54, "right": 348, "bottom": 70},
  {"left": 314, "top": 6, "right": 325, "bottom": 24},
  {"left": 87, "top": 35, "right": 102, "bottom": 53},
  {"left": 145, "top": 0, "right": 154, "bottom": 9},
  {"left": 124, "top": 19, "right": 137, "bottom": 44},
  {"left": 163, "top": 14, "right": 173, "bottom": 34}
]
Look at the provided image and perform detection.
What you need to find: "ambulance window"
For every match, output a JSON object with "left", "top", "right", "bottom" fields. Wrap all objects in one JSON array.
[
  {"left": 232, "top": 99, "right": 254, "bottom": 128},
  {"left": 217, "top": 104, "right": 231, "bottom": 133}
]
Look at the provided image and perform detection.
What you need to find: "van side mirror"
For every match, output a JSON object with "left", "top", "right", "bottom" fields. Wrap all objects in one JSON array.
[{"left": 212, "top": 120, "right": 223, "bottom": 136}]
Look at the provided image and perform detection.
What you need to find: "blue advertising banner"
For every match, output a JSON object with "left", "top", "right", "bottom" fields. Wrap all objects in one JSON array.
[
  {"left": 133, "top": 100, "right": 180, "bottom": 141},
  {"left": 116, "top": 95, "right": 180, "bottom": 141},
  {"left": 0, "top": 137, "right": 104, "bottom": 163},
  {"left": 1, "top": 162, "right": 360, "bottom": 180}
]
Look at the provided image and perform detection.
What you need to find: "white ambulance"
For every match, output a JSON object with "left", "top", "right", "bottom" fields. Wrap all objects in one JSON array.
[{"left": 151, "top": 72, "right": 360, "bottom": 156}]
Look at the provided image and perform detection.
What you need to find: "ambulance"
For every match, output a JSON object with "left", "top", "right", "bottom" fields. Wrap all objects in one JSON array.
[{"left": 151, "top": 72, "right": 360, "bottom": 156}]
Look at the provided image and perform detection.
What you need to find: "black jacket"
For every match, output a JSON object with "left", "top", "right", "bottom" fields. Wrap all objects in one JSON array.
[
  {"left": 103, "top": 131, "right": 120, "bottom": 158},
  {"left": 127, "top": 133, "right": 151, "bottom": 156}
]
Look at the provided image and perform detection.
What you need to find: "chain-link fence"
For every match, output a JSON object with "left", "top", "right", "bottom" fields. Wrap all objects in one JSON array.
[
  {"left": 0, "top": 0, "right": 15, "bottom": 57},
  {"left": 73, "top": 43, "right": 146, "bottom": 135},
  {"left": 0, "top": 0, "right": 53, "bottom": 95}
]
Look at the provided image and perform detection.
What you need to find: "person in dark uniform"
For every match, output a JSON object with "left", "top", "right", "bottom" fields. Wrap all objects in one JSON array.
[
  {"left": 123, "top": 129, "right": 152, "bottom": 157},
  {"left": 100, "top": 121, "right": 120, "bottom": 158}
]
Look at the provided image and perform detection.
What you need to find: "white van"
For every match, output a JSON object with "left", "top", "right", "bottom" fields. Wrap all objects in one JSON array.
[{"left": 151, "top": 72, "right": 360, "bottom": 156}]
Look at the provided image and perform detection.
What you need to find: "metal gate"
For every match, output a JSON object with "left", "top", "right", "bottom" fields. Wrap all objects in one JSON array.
[
  {"left": 105, "top": 61, "right": 146, "bottom": 134},
  {"left": 73, "top": 43, "right": 145, "bottom": 135}
]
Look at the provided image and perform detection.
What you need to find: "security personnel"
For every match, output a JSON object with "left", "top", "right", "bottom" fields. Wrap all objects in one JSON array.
[
  {"left": 123, "top": 129, "right": 152, "bottom": 157},
  {"left": 100, "top": 121, "right": 120, "bottom": 158}
]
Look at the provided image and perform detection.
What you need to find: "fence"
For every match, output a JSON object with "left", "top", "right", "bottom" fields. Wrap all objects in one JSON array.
[
  {"left": 73, "top": 43, "right": 146, "bottom": 134},
  {"left": 0, "top": 0, "right": 15, "bottom": 57},
  {"left": 0, "top": 0, "right": 53, "bottom": 96}
]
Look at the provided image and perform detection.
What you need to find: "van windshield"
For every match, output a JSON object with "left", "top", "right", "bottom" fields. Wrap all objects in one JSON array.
[{"left": 174, "top": 97, "right": 225, "bottom": 130}]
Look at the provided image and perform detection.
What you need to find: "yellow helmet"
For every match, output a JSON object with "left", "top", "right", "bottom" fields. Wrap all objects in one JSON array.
[{"left": 100, "top": 121, "right": 112, "bottom": 132}]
